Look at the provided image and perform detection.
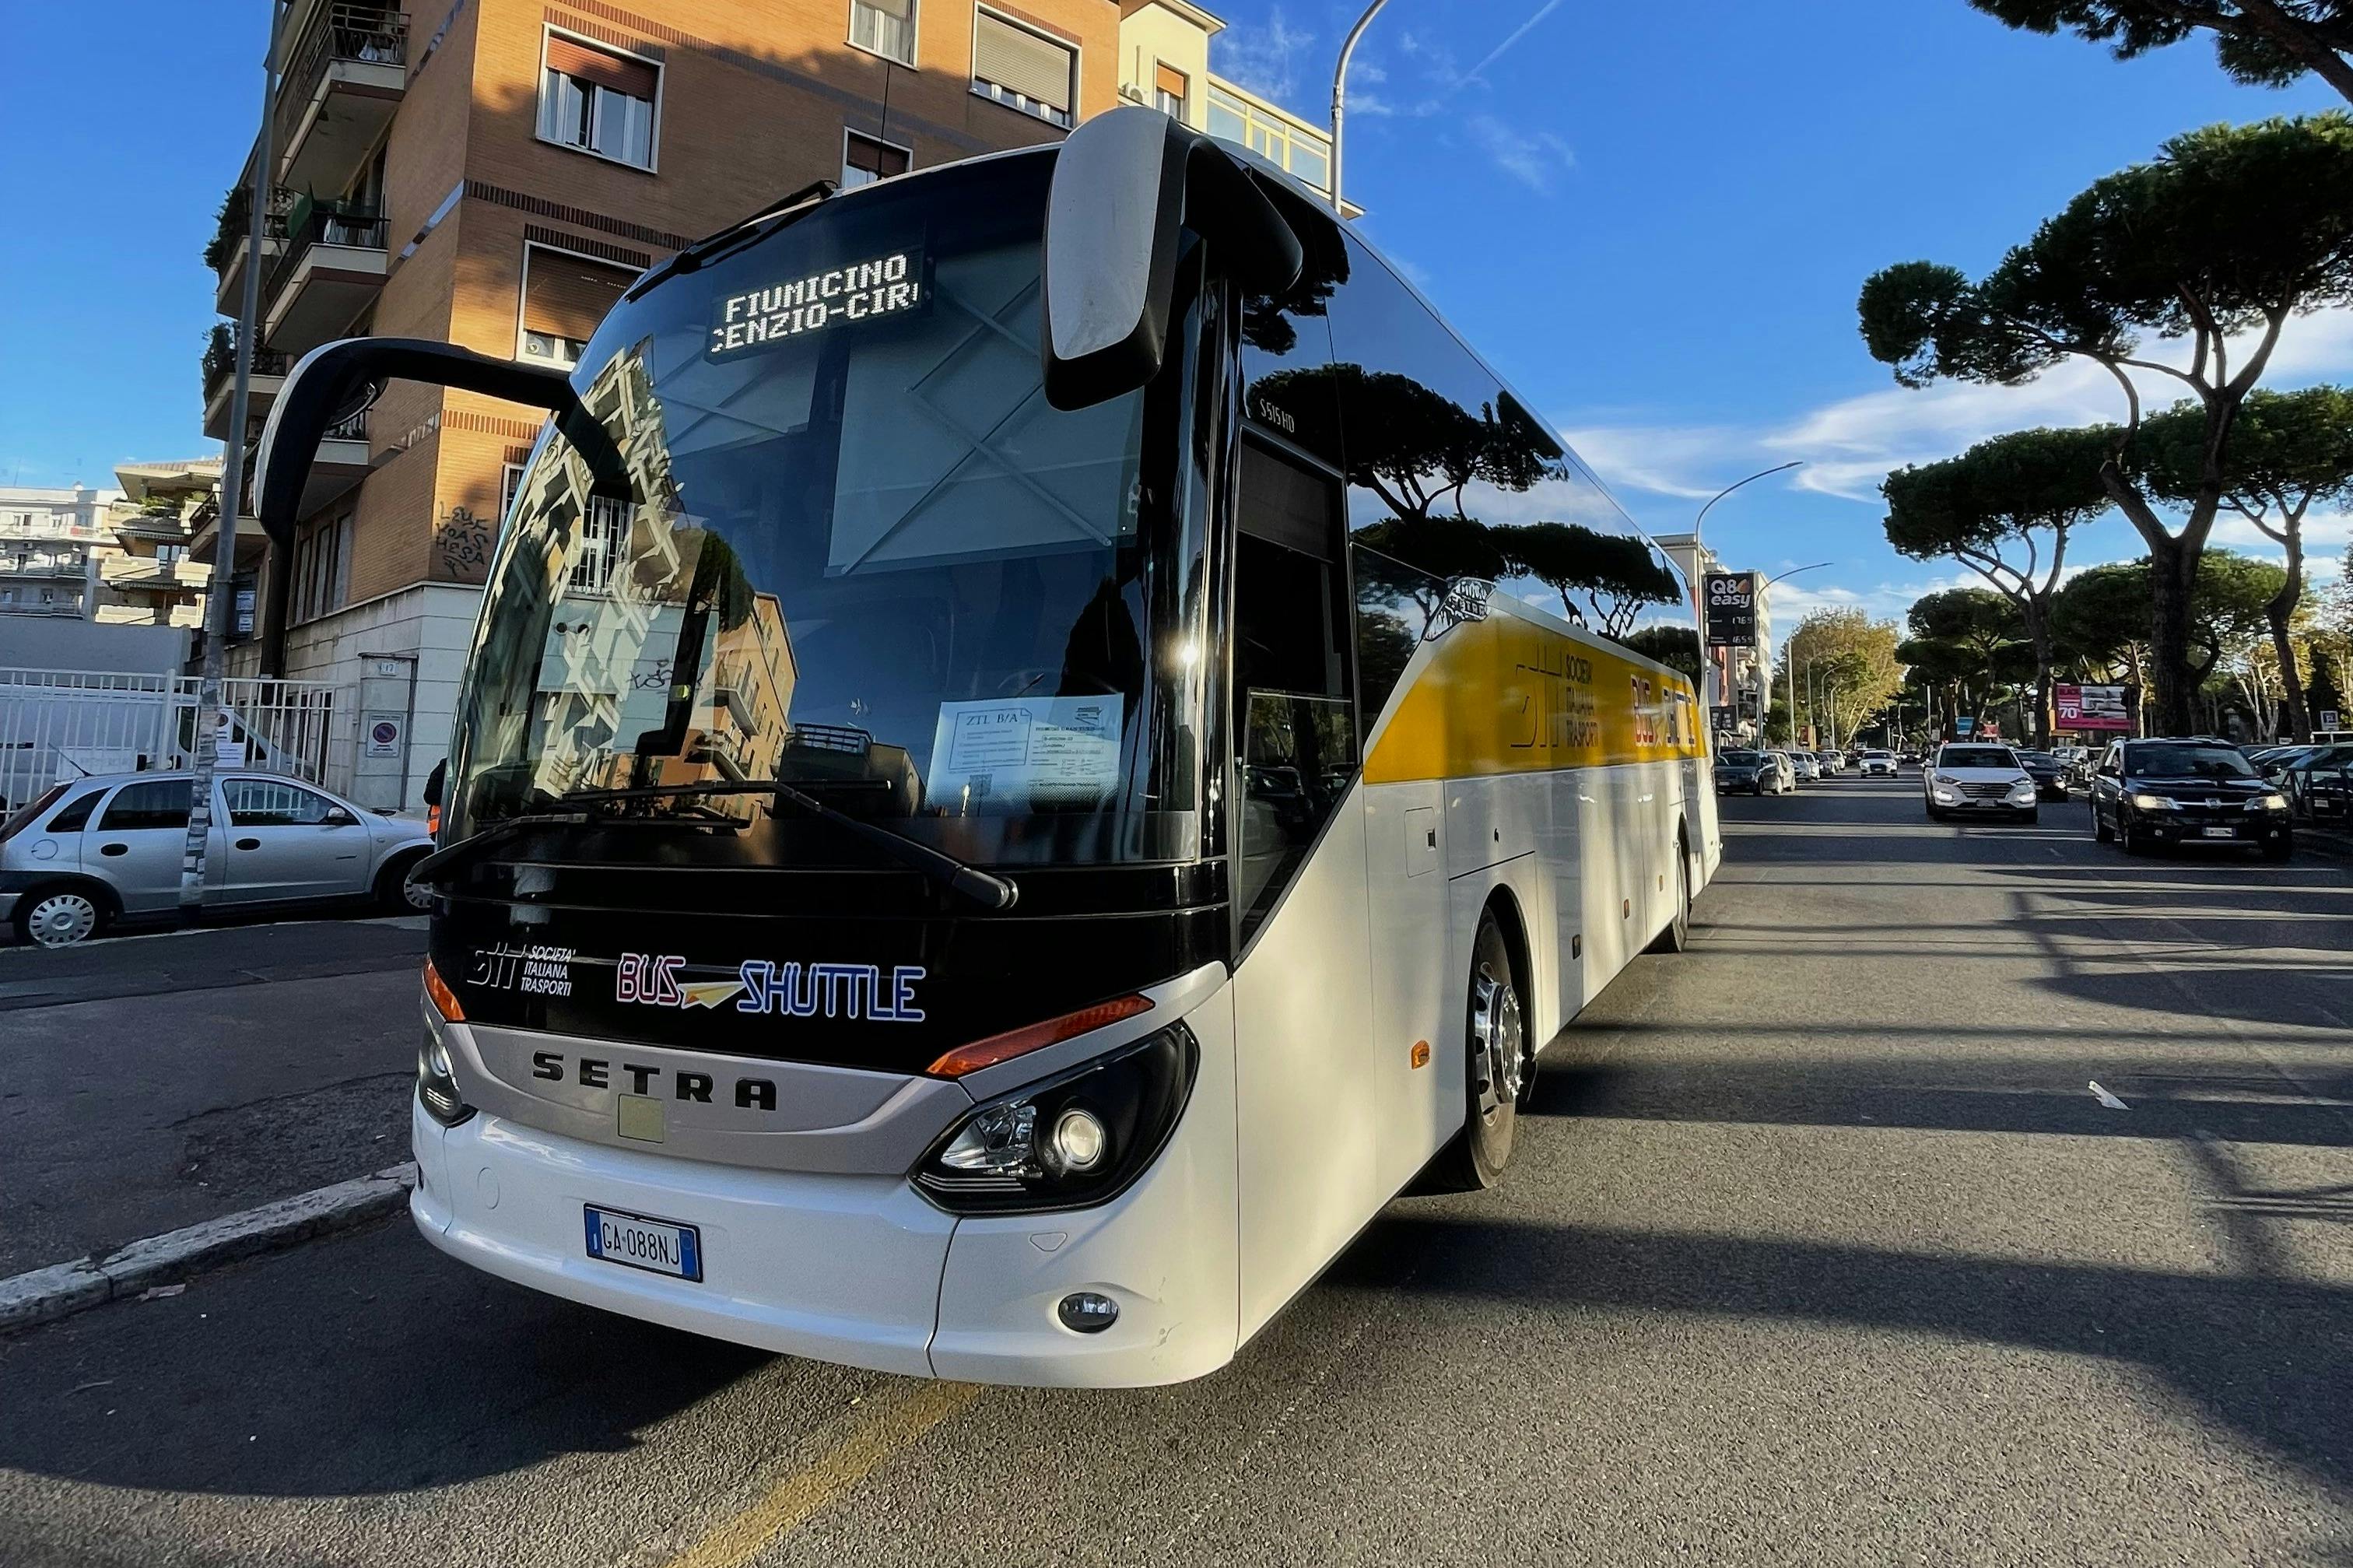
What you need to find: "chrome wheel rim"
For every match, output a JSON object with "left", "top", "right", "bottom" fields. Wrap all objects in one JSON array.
[
  {"left": 26, "top": 892, "right": 98, "bottom": 947},
  {"left": 402, "top": 874, "right": 433, "bottom": 910},
  {"left": 1468, "top": 963, "right": 1524, "bottom": 1119}
]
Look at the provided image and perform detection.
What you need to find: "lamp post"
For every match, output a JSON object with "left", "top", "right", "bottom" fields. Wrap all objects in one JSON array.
[
  {"left": 1694, "top": 461, "right": 1803, "bottom": 552},
  {"left": 1330, "top": 0, "right": 1389, "bottom": 217},
  {"left": 1760, "top": 562, "right": 1832, "bottom": 746}
]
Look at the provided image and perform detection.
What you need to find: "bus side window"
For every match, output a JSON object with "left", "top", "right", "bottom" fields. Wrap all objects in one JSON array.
[{"left": 1233, "top": 437, "right": 1355, "bottom": 942}]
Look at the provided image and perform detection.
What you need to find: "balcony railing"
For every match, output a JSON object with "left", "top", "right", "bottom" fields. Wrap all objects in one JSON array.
[
  {"left": 324, "top": 406, "right": 370, "bottom": 444},
  {"left": 0, "top": 549, "right": 89, "bottom": 579},
  {"left": 276, "top": 5, "right": 409, "bottom": 158},
  {"left": 264, "top": 195, "right": 389, "bottom": 306},
  {"left": 202, "top": 324, "right": 293, "bottom": 399},
  {"left": 100, "top": 555, "right": 214, "bottom": 591}
]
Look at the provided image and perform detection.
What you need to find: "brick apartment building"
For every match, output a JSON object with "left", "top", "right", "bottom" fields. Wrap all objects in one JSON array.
[{"left": 200, "top": 0, "right": 1335, "bottom": 807}]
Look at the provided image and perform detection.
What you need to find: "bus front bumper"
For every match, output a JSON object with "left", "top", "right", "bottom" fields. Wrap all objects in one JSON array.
[
  {"left": 409, "top": 1083, "right": 1241, "bottom": 1387},
  {"left": 411, "top": 1101, "right": 951, "bottom": 1377}
]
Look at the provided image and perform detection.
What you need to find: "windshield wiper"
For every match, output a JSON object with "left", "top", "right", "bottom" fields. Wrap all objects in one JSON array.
[
  {"left": 408, "top": 802, "right": 743, "bottom": 888},
  {"left": 622, "top": 179, "right": 835, "bottom": 302},
  {"left": 559, "top": 781, "right": 1021, "bottom": 911}
]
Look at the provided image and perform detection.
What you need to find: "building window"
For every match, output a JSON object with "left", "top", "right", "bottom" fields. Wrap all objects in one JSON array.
[
  {"left": 849, "top": 0, "right": 916, "bottom": 66},
  {"left": 1207, "top": 86, "right": 1331, "bottom": 193},
  {"left": 291, "top": 513, "right": 352, "bottom": 625},
  {"left": 538, "top": 32, "right": 659, "bottom": 170},
  {"left": 842, "top": 129, "right": 911, "bottom": 188},
  {"left": 1154, "top": 62, "right": 1187, "bottom": 118},
  {"left": 519, "top": 245, "right": 637, "bottom": 370},
  {"left": 972, "top": 10, "right": 1075, "bottom": 128},
  {"left": 568, "top": 495, "right": 630, "bottom": 595},
  {"left": 501, "top": 463, "right": 527, "bottom": 521}
]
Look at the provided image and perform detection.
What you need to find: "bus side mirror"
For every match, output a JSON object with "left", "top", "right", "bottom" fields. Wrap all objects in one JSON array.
[
  {"left": 257, "top": 337, "right": 631, "bottom": 552},
  {"left": 1043, "top": 108, "right": 1306, "bottom": 412}
]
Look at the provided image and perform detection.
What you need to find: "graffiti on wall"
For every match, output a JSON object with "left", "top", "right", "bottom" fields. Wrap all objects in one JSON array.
[{"left": 437, "top": 506, "right": 496, "bottom": 583}]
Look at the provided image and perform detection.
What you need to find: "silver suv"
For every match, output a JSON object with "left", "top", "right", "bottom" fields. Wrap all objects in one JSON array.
[{"left": 0, "top": 771, "right": 433, "bottom": 946}]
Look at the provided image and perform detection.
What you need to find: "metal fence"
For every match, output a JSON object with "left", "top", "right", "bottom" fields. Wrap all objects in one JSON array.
[{"left": 0, "top": 668, "right": 333, "bottom": 812}]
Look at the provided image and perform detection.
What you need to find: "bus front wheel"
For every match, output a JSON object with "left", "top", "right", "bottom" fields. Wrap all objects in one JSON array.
[{"left": 1429, "top": 912, "right": 1524, "bottom": 1191}]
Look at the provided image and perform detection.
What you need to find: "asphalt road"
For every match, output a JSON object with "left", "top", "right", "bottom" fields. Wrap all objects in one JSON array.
[
  {"left": 0, "top": 917, "right": 426, "bottom": 1275},
  {"left": 3, "top": 778, "right": 2348, "bottom": 1567}
]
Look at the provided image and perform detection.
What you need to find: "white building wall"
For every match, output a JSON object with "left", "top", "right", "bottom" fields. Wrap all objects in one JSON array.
[{"left": 279, "top": 581, "right": 484, "bottom": 810}]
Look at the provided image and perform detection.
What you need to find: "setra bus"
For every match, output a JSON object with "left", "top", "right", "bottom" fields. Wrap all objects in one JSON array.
[{"left": 258, "top": 108, "right": 1717, "bottom": 1387}]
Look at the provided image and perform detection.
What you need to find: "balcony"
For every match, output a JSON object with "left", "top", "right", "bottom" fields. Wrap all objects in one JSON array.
[
  {"left": 96, "top": 602, "right": 205, "bottom": 630},
  {"left": 276, "top": 5, "right": 409, "bottom": 197},
  {"left": 100, "top": 554, "right": 215, "bottom": 593},
  {"left": 0, "top": 549, "right": 88, "bottom": 581},
  {"left": 208, "top": 186, "right": 293, "bottom": 315},
  {"left": 263, "top": 195, "right": 388, "bottom": 356},
  {"left": 202, "top": 326, "right": 293, "bottom": 441},
  {"left": 230, "top": 417, "right": 370, "bottom": 533}
]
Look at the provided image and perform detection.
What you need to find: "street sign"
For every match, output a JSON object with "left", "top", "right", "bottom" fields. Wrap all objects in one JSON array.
[
  {"left": 1710, "top": 704, "right": 1735, "bottom": 731},
  {"left": 1703, "top": 572, "right": 1759, "bottom": 650},
  {"left": 2321, "top": 708, "right": 2341, "bottom": 731},
  {"left": 363, "top": 714, "right": 405, "bottom": 759},
  {"left": 1954, "top": 716, "right": 1976, "bottom": 735},
  {"left": 2054, "top": 682, "right": 2131, "bottom": 731}
]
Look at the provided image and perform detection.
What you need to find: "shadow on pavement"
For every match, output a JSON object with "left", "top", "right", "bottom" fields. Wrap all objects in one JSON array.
[
  {"left": 0, "top": 1222, "right": 770, "bottom": 1499},
  {"left": 1318, "top": 1208, "right": 2353, "bottom": 1495},
  {"left": 1525, "top": 1054, "right": 2353, "bottom": 1148}
]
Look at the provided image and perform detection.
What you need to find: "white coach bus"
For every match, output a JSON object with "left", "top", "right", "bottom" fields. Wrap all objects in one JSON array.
[{"left": 258, "top": 110, "right": 1718, "bottom": 1387}]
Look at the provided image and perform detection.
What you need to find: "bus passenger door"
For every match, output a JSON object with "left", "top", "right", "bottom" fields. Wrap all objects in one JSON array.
[{"left": 1227, "top": 437, "right": 1377, "bottom": 1340}]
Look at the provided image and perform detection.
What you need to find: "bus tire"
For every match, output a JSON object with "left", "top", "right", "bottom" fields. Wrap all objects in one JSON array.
[
  {"left": 1646, "top": 837, "right": 1692, "bottom": 954},
  {"left": 1428, "top": 911, "right": 1524, "bottom": 1192}
]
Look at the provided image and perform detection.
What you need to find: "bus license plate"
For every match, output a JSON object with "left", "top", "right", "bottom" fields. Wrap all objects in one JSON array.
[
  {"left": 584, "top": 1205, "right": 702, "bottom": 1282},
  {"left": 2200, "top": 826, "right": 2236, "bottom": 839}
]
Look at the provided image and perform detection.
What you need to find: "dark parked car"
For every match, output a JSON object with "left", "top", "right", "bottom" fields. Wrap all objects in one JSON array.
[
  {"left": 2015, "top": 749, "right": 2070, "bottom": 802},
  {"left": 2087, "top": 738, "right": 2293, "bottom": 861},
  {"left": 1714, "top": 749, "right": 1787, "bottom": 795}
]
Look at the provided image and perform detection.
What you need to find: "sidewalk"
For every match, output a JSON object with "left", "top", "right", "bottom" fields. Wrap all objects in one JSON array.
[{"left": 0, "top": 917, "right": 426, "bottom": 1279}]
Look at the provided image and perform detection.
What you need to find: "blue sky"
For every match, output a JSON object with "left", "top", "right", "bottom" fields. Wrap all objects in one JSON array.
[{"left": 2, "top": 1, "right": 2345, "bottom": 625}]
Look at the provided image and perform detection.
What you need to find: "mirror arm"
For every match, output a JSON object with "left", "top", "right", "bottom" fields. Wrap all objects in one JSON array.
[{"left": 257, "top": 338, "right": 630, "bottom": 549}]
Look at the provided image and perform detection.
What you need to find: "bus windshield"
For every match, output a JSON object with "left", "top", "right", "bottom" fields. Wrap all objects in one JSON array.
[{"left": 445, "top": 154, "right": 1208, "bottom": 869}]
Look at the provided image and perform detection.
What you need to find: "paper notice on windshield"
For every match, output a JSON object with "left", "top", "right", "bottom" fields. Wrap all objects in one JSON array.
[{"left": 928, "top": 696, "right": 1124, "bottom": 811}]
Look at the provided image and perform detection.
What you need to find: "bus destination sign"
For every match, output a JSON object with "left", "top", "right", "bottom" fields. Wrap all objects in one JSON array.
[{"left": 710, "top": 251, "right": 922, "bottom": 358}]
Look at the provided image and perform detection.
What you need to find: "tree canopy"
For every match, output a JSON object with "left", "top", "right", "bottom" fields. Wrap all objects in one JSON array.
[
  {"left": 2135, "top": 385, "right": 2353, "bottom": 735},
  {"left": 1966, "top": 0, "right": 2353, "bottom": 102},
  {"left": 1777, "top": 609, "right": 1909, "bottom": 743},
  {"left": 1882, "top": 425, "right": 2116, "bottom": 740},
  {"left": 2052, "top": 552, "right": 2287, "bottom": 682},
  {"left": 1857, "top": 112, "right": 2353, "bottom": 733}
]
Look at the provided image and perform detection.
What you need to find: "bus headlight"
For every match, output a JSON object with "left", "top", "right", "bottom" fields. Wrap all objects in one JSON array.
[
  {"left": 914, "top": 1024, "right": 1196, "bottom": 1214},
  {"left": 417, "top": 1016, "right": 475, "bottom": 1128}
]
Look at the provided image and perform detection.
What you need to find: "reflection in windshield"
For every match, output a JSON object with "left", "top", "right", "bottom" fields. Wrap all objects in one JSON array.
[
  {"left": 444, "top": 156, "right": 1208, "bottom": 868},
  {"left": 2129, "top": 745, "right": 2257, "bottom": 780},
  {"left": 1941, "top": 749, "right": 2018, "bottom": 770}
]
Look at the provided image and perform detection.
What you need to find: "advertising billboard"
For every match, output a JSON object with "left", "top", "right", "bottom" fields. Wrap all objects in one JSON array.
[
  {"left": 2054, "top": 683, "right": 2132, "bottom": 732},
  {"left": 1703, "top": 572, "right": 1759, "bottom": 650}
]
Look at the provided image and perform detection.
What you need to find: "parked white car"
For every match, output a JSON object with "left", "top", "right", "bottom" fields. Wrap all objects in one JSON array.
[
  {"left": 0, "top": 771, "right": 433, "bottom": 946},
  {"left": 1923, "top": 743, "right": 2041, "bottom": 823}
]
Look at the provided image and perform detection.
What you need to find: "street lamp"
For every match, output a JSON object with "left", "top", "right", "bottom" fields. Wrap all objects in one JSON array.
[
  {"left": 1330, "top": 0, "right": 1390, "bottom": 217},
  {"left": 1759, "top": 561, "right": 1832, "bottom": 746},
  {"left": 1693, "top": 461, "right": 1803, "bottom": 551}
]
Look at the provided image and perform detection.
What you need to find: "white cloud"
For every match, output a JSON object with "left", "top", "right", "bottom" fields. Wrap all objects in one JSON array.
[
  {"left": 1466, "top": 114, "right": 1574, "bottom": 195},
  {"left": 1214, "top": 8, "right": 1314, "bottom": 104},
  {"left": 1562, "top": 307, "right": 2353, "bottom": 506},
  {"left": 1351, "top": 60, "right": 1387, "bottom": 85}
]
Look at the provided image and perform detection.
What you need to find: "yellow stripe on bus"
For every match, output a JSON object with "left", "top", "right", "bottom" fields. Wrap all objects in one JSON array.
[{"left": 1363, "top": 613, "right": 1705, "bottom": 785}]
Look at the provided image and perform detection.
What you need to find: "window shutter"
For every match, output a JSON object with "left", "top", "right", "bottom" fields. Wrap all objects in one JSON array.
[
  {"left": 524, "top": 251, "right": 637, "bottom": 342},
  {"left": 546, "top": 35, "right": 658, "bottom": 100},
  {"left": 1155, "top": 63, "right": 1187, "bottom": 100},
  {"left": 847, "top": 133, "right": 910, "bottom": 177},
  {"left": 973, "top": 14, "right": 1072, "bottom": 111}
]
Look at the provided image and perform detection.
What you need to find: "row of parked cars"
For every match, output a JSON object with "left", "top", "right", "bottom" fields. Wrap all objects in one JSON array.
[
  {"left": 1715, "top": 746, "right": 1901, "bottom": 795},
  {"left": 1922, "top": 736, "right": 2301, "bottom": 860}
]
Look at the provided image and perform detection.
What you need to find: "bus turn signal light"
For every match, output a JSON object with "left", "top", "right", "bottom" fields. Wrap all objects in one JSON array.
[
  {"left": 422, "top": 956, "right": 465, "bottom": 1022},
  {"left": 1411, "top": 1040, "right": 1430, "bottom": 1069},
  {"left": 926, "top": 994, "right": 1152, "bottom": 1079}
]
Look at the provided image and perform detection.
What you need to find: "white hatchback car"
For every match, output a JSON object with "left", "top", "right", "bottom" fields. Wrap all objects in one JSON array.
[
  {"left": 1924, "top": 743, "right": 2041, "bottom": 823},
  {"left": 0, "top": 771, "right": 433, "bottom": 946}
]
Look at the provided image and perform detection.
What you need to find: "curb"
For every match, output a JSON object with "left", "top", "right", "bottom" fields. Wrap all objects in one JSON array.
[{"left": 0, "top": 1163, "right": 417, "bottom": 1335}]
